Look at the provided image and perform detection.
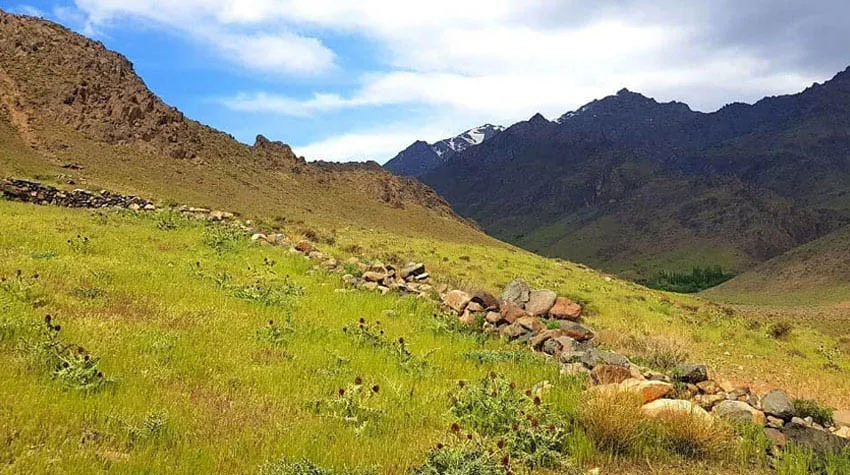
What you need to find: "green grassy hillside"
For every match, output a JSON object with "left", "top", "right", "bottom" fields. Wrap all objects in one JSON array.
[{"left": 2, "top": 200, "right": 849, "bottom": 473}]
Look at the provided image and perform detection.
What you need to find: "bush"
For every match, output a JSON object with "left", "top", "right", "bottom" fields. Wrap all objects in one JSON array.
[
  {"left": 579, "top": 389, "right": 646, "bottom": 455},
  {"left": 413, "top": 441, "right": 506, "bottom": 475},
  {"left": 768, "top": 321, "right": 793, "bottom": 340},
  {"left": 792, "top": 399, "right": 834, "bottom": 427},
  {"left": 259, "top": 458, "right": 375, "bottom": 475},
  {"left": 202, "top": 225, "right": 244, "bottom": 254},
  {"left": 642, "top": 266, "right": 734, "bottom": 293}
]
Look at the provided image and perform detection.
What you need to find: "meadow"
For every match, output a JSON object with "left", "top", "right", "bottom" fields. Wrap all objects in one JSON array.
[{"left": 1, "top": 200, "right": 849, "bottom": 474}]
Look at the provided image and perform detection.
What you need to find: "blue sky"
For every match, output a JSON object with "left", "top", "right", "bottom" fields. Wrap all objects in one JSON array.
[{"left": 4, "top": 0, "right": 850, "bottom": 163}]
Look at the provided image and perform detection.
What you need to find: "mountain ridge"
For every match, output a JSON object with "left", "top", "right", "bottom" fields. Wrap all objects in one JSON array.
[{"left": 384, "top": 123, "right": 503, "bottom": 177}]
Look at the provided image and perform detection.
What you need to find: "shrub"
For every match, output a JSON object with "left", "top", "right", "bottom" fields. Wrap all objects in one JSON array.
[
  {"left": 646, "top": 412, "right": 733, "bottom": 459},
  {"left": 768, "top": 321, "right": 793, "bottom": 340},
  {"left": 413, "top": 441, "right": 505, "bottom": 475},
  {"left": 155, "top": 209, "right": 190, "bottom": 230},
  {"left": 259, "top": 458, "right": 375, "bottom": 475},
  {"left": 579, "top": 389, "right": 645, "bottom": 455},
  {"left": 792, "top": 399, "right": 834, "bottom": 427},
  {"left": 234, "top": 278, "right": 303, "bottom": 307},
  {"left": 642, "top": 266, "right": 734, "bottom": 293},
  {"left": 308, "top": 376, "right": 383, "bottom": 431},
  {"left": 202, "top": 225, "right": 244, "bottom": 254}
]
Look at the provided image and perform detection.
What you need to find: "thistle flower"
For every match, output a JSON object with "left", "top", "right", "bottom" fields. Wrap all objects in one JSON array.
[
  {"left": 533, "top": 396, "right": 541, "bottom": 406},
  {"left": 338, "top": 389, "right": 345, "bottom": 397},
  {"left": 497, "top": 439, "right": 505, "bottom": 449},
  {"left": 372, "top": 385, "right": 380, "bottom": 393},
  {"left": 354, "top": 376, "right": 363, "bottom": 385},
  {"left": 450, "top": 422, "right": 460, "bottom": 433}
]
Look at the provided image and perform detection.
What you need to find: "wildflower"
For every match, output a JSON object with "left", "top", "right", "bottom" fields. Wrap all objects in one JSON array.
[
  {"left": 338, "top": 389, "right": 345, "bottom": 397},
  {"left": 501, "top": 456, "right": 510, "bottom": 466},
  {"left": 533, "top": 396, "right": 541, "bottom": 406},
  {"left": 450, "top": 422, "right": 460, "bottom": 433},
  {"left": 458, "top": 380, "right": 465, "bottom": 388},
  {"left": 497, "top": 439, "right": 505, "bottom": 449},
  {"left": 354, "top": 376, "right": 363, "bottom": 385},
  {"left": 436, "top": 443, "right": 444, "bottom": 450},
  {"left": 372, "top": 385, "right": 380, "bottom": 393}
]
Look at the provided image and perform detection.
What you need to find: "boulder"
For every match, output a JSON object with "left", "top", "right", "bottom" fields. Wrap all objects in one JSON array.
[
  {"left": 694, "top": 394, "right": 726, "bottom": 410},
  {"left": 295, "top": 241, "right": 314, "bottom": 254},
  {"left": 581, "top": 348, "right": 630, "bottom": 368},
  {"left": 674, "top": 363, "right": 708, "bottom": 384},
  {"left": 530, "top": 330, "right": 563, "bottom": 351},
  {"left": 549, "top": 297, "right": 583, "bottom": 320},
  {"left": 764, "top": 428, "right": 787, "bottom": 449},
  {"left": 620, "top": 379, "right": 675, "bottom": 404},
  {"left": 499, "top": 301, "right": 528, "bottom": 324},
  {"left": 362, "top": 271, "right": 387, "bottom": 283},
  {"left": 714, "top": 400, "right": 766, "bottom": 426},
  {"left": 466, "top": 301, "right": 485, "bottom": 313},
  {"left": 525, "top": 290, "right": 558, "bottom": 316},
  {"left": 591, "top": 365, "right": 632, "bottom": 385},
  {"left": 696, "top": 380, "right": 722, "bottom": 395},
  {"left": 643, "top": 399, "right": 711, "bottom": 421},
  {"left": 542, "top": 336, "right": 582, "bottom": 356},
  {"left": 559, "top": 321, "right": 594, "bottom": 342},
  {"left": 834, "top": 410, "right": 850, "bottom": 429},
  {"left": 484, "top": 311, "right": 502, "bottom": 324},
  {"left": 471, "top": 291, "right": 500, "bottom": 311},
  {"left": 516, "top": 316, "right": 546, "bottom": 334},
  {"left": 836, "top": 427, "right": 850, "bottom": 439},
  {"left": 458, "top": 310, "right": 477, "bottom": 326},
  {"left": 443, "top": 290, "right": 472, "bottom": 313},
  {"left": 761, "top": 389, "right": 794, "bottom": 420},
  {"left": 500, "top": 323, "right": 528, "bottom": 340},
  {"left": 782, "top": 422, "right": 850, "bottom": 454},
  {"left": 501, "top": 279, "right": 531, "bottom": 307},
  {"left": 400, "top": 263, "right": 426, "bottom": 280}
]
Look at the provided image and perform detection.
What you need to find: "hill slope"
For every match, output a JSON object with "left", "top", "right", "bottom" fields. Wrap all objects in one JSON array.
[
  {"left": 0, "top": 9, "right": 480, "bottom": 244},
  {"left": 413, "top": 74, "right": 850, "bottom": 280}
]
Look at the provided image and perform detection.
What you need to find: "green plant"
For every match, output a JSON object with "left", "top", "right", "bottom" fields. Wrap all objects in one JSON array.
[
  {"left": 234, "top": 278, "right": 303, "bottom": 307},
  {"left": 0, "top": 271, "right": 48, "bottom": 308},
  {"left": 792, "top": 399, "right": 834, "bottom": 427},
  {"left": 202, "top": 225, "right": 244, "bottom": 254},
  {"left": 67, "top": 235, "right": 91, "bottom": 254},
  {"left": 155, "top": 209, "right": 190, "bottom": 230},
  {"left": 308, "top": 377, "right": 383, "bottom": 432},
  {"left": 259, "top": 459, "right": 375, "bottom": 475},
  {"left": 641, "top": 266, "right": 735, "bottom": 293},
  {"left": 344, "top": 319, "right": 429, "bottom": 374},
  {"left": 413, "top": 441, "right": 506, "bottom": 475},
  {"left": 768, "top": 321, "right": 794, "bottom": 340},
  {"left": 256, "top": 316, "right": 296, "bottom": 347}
]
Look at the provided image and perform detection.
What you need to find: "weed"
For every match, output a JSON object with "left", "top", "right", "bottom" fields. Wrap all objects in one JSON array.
[
  {"left": 67, "top": 235, "right": 91, "bottom": 254},
  {"left": 202, "top": 225, "right": 244, "bottom": 254},
  {"left": 256, "top": 316, "right": 296, "bottom": 347},
  {"left": 413, "top": 440, "right": 506, "bottom": 475},
  {"left": 18, "top": 316, "right": 113, "bottom": 392},
  {"left": 461, "top": 350, "right": 534, "bottom": 364},
  {"left": 768, "top": 321, "right": 793, "bottom": 340},
  {"left": 579, "top": 389, "right": 645, "bottom": 455},
  {"left": 309, "top": 377, "right": 383, "bottom": 432},
  {"left": 234, "top": 278, "right": 303, "bottom": 307},
  {"left": 344, "top": 319, "right": 429, "bottom": 374},
  {"left": 342, "top": 263, "right": 363, "bottom": 278},
  {"left": 0, "top": 271, "right": 48, "bottom": 308},
  {"left": 30, "top": 250, "right": 58, "bottom": 260},
  {"left": 792, "top": 399, "right": 834, "bottom": 427},
  {"left": 259, "top": 459, "right": 375, "bottom": 475}
]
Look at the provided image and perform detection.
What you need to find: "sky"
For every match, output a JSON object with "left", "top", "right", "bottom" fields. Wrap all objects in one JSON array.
[{"left": 4, "top": 1, "right": 850, "bottom": 163}]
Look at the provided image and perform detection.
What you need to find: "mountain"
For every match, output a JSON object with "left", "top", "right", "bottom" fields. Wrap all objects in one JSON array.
[
  {"left": 417, "top": 70, "right": 850, "bottom": 280},
  {"left": 0, "top": 9, "right": 484, "bottom": 242},
  {"left": 384, "top": 124, "right": 503, "bottom": 177}
]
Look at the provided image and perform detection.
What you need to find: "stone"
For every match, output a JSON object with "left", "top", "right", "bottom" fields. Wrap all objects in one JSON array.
[
  {"left": 834, "top": 410, "right": 850, "bottom": 429},
  {"left": 499, "top": 301, "right": 528, "bottom": 324},
  {"left": 694, "top": 394, "right": 726, "bottom": 410},
  {"left": 836, "top": 427, "right": 850, "bottom": 439},
  {"left": 543, "top": 336, "right": 582, "bottom": 356},
  {"left": 714, "top": 400, "right": 766, "bottom": 426},
  {"left": 361, "top": 282, "right": 379, "bottom": 291},
  {"left": 761, "top": 389, "right": 795, "bottom": 420},
  {"left": 580, "top": 348, "right": 630, "bottom": 369},
  {"left": 295, "top": 241, "right": 314, "bottom": 254},
  {"left": 642, "top": 399, "right": 711, "bottom": 421},
  {"left": 530, "top": 330, "right": 562, "bottom": 351},
  {"left": 485, "top": 311, "right": 502, "bottom": 324},
  {"left": 549, "top": 297, "right": 583, "bottom": 320},
  {"left": 501, "top": 323, "right": 528, "bottom": 340},
  {"left": 471, "top": 291, "right": 500, "bottom": 311},
  {"left": 782, "top": 422, "right": 850, "bottom": 454},
  {"left": 443, "top": 290, "right": 472, "bottom": 313},
  {"left": 525, "top": 290, "right": 558, "bottom": 316},
  {"left": 362, "top": 271, "right": 386, "bottom": 283},
  {"left": 620, "top": 379, "right": 674, "bottom": 404},
  {"left": 767, "top": 416, "right": 785, "bottom": 428},
  {"left": 764, "top": 428, "right": 787, "bottom": 449},
  {"left": 458, "top": 310, "right": 477, "bottom": 326},
  {"left": 466, "top": 301, "right": 485, "bottom": 313},
  {"left": 674, "top": 363, "right": 709, "bottom": 384},
  {"left": 696, "top": 380, "right": 722, "bottom": 395},
  {"left": 591, "top": 365, "right": 632, "bottom": 385},
  {"left": 559, "top": 321, "right": 594, "bottom": 342},
  {"left": 501, "top": 279, "right": 531, "bottom": 307},
  {"left": 250, "top": 233, "right": 267, "bottom": 242},
  {"left": 516, "top": 316, "right": 546, "bottom": 334},
  {"left": 400, "top": 263, "right": 426, "bottom": 280}
]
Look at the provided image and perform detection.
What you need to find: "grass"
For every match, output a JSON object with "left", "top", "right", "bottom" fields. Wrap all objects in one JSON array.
[{"left": 1, "top": 201, "right": 849, "bottom": 473}]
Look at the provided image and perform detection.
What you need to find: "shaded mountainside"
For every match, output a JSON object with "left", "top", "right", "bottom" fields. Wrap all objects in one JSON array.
[
  {"left": 384, "top": 124, "right": 503, "bottom": 178},
  {"left": 0, "top": 9, "right": 476, "bottom": 241},
  {"left": 414, "top": 70, "right": 850, "bottom": 279}
]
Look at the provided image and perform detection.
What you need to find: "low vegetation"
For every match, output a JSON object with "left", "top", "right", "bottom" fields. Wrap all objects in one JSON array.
[{"left": 641, "top": 266, "right": 736, "bottom": 293}]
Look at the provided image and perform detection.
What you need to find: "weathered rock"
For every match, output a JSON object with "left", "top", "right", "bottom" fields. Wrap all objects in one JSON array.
[
  {"left": 581, "top": 348, "right": 630, "bottom": 368},
  {"left": 643, "top": 399, "right": 711, "bottom": 421},
  {"left": 767, "top": 416, "right": 785, "bottom": 428},
  {"left": 516, "top": 316, "right": 546, "bottom": 334},
  {"left": 501, "top": 323, "right": 528, "bottom": 340},
  {"left": 591, "top": 365, "right": 632, "bottom": 385},
  {"left": 443, "top": 290, "right": 472, "bottom": 313},
  {"left": 499, "top": 301, "right": 528, "bottom": 324},
  {"left": 543, "top": 336, "right": 582, "bottom": 356},
  {"left": 501, "top": 279, "right": 531, "bottom": 307},
  {"left": 834, "top": 410, "right": 850, "bottom": 429},
  {"left": 458, "top": 310, "right": 477, "bottom": 326},
  {"left": 761, "top": 389, "right": 795, "bottom": 420},
  {"left": 466, "top": 301, "right": 485, "bottom": 313},
  {"left": 782, "top": 422, "right": 850, "bottom": 453},
  {"left": 620, "top": 379, "right": 674, "bottom": 403},
  {"left": 696, "top": 380, "right": 722, "bottom": 395},
  {"left": 714, "top": 400, "right": 766, "bottom": 426},
  {"left": 674, "top": 363, "right": 708, "bottom": 384},
  {"left": 295, "top": 241, "right": 314, "bottom": 254},
  {"left": 400, "top": 262, "right": 426, "bottom": 280},
  {"left": 764, "top": 428, "right": 787, "bottom": 449},
  {"left": 484, "top": 311, "right": 502, "bottom": 324},
  {"left": 559, "top": 321, "right": 594, "bottom": 342},
  {"left": 530, "top": 330, "right": 562, "bottom": 351},
  {"left": 836, "top": 426, "right": 850, "bottom": 439},
  {"left": 694, "top": 394, "right": 726, "bottom": 410},
  {"left": 560, "top": 363, "right": 590, "bottom": 377},
  {"left": 471, "top": 290, "right": 500, "bottom": 311},
  {"left": 362, "top": 271, "right": 387, "bottom": 283},
  {"left": 549, "top": 297, "right": 583, "bottom": 320},
  {"left": 525, "top": 290, "right": 557, "bottom": 316}
]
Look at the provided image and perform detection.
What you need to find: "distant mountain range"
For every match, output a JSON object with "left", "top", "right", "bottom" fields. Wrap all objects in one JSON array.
[
  {"left": 384, "top": 124, "right": 503, "bottom": 177},
  {"left": 385, "top": 68, "right": 850, "bottom": 279}
]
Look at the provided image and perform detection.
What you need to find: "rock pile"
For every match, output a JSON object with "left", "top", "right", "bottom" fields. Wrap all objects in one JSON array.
[
  {"left": 438, "top": 278, "right": 850, "bottom": 454},
  {"left": 1, "top": 178, "right": 155, "bottom": 210}
]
